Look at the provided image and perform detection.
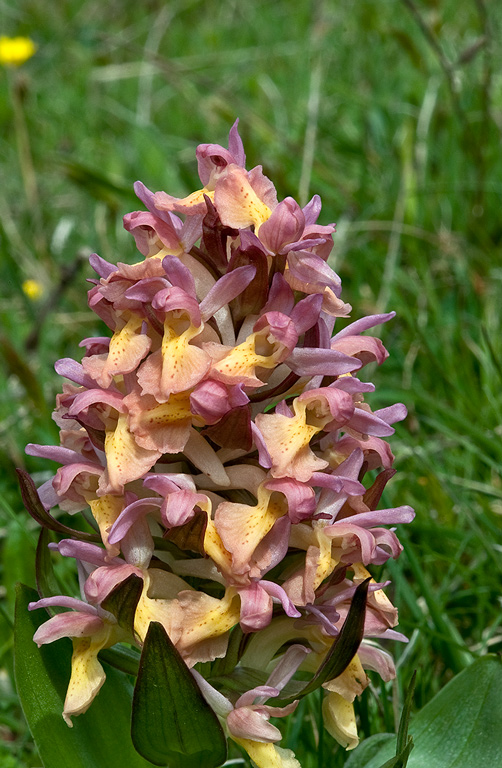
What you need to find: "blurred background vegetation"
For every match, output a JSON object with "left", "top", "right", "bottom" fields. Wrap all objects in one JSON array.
[{"left": 1, "top": 0, "right": 501, "bottom": 765}]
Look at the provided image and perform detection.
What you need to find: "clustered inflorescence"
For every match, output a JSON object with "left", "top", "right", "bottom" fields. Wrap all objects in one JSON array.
[{"left": 25, "top": 122, "right": 414, "bottom": 768}]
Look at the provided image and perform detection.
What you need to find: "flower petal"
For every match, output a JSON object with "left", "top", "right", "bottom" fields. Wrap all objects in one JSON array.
[
  {"left": 214, "top": 165, "right": 273, "bottom": 231},
  {"left": 32, "top": 612, "right": 103, "bottom": 646},
  {"left": 232, "top": 740, "right": 301, "bottom": 768},
  {"left": 227, "top": 706, "right": 282, "bottom": 742},
  {"left": 63, "top": 631, "right": 110, "bottom": 726},
  {"left": 254, "top": 404, "right": 327, "bottom": 482},
  {"left": 215, "top": 486, "right": 287, "bottom": 574},
  {"left": 88, "top": 494, "right": 124, "bottom": 559},
  {"left": 322, "top": 691, "right": 359, "bottom": 750},
  {"left": 100, "top": 413, "right": 161, "bottom": 493}
]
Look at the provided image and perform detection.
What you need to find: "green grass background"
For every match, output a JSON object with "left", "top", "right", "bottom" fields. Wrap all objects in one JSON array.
[{"left": 1, "top": 0, "right": 501, "bottom": 765}]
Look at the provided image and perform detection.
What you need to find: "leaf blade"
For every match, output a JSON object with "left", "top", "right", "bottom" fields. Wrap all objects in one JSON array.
[
  {"left": 278, "top": 577, "right": 370, "bottom": 705},
  {"left": 345, "top": 655, "right": 502, "bottom": 768},
  {"left": 132, "top": 621, "right": 227, "bottom": 768}
]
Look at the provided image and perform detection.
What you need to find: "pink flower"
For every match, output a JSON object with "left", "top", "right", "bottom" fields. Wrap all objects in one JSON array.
[{"left": 22, "top": 120, "right": 413, "bottom": 760}]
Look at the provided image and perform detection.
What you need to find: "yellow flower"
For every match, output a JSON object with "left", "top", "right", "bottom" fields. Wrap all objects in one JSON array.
[
  {"left": 0, "top": 36, "right": 37, "bottom": 67},
  {"left": 22, "top": 279, "right": 44, "bottom": 300},
  {"left": 233, "top": 740, "right": 301, "bottom": 768}
]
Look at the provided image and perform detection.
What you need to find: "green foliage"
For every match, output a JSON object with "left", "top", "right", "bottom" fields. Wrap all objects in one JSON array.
[
  {"left": 345, "top": 655, "right": 502, "bottom": 768},
  {"left": 131, "top": 621, "right": 227, "bottom": 768},
  {"left": 279, "top": 578, "right": 370, "bottom": 704},
  {"left": 1, "top": 0, "right": 501, "bottom": 764},
  {"left": 101, "top": 573, "right": 143, "bottom": 634}
]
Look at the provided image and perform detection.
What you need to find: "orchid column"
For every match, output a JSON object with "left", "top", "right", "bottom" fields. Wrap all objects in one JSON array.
[{"left": 22, "top": 121, "right": 413, "bottom": 768}]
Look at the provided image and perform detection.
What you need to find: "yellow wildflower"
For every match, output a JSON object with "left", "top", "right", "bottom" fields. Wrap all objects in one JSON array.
[
  {"left": 0, "top": 36, "right": 37, "bottom": 67},
  {"left": 22, "top": 279, "right": 44, "bottom": 301}
]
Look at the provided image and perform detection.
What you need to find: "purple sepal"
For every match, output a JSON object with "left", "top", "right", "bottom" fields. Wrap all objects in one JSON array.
[
  {"left": 108, "top": 497, "right": 161, "bottom": 545},
  {"left": 236, "top": 685, "right": 280, "bottom": 709},
  {"left": 262, "top": 273, "right": 295, "bottom": 315},
  {"left": 289, "top": 294, "right": 323, "bottom": 336},
  {"left": 54, "top": 358, "right": 99, "bottom": 389},
  {"left": 287, "top": 251, "right": 342, "bottom": 295},
  {"left": 325, "top": 506, "right": 415, "bottom": 530},
  {"left": 348, "top": 408, "right": 396, "bottom": 437},
  {"left": 303, "top": 604, "right": 340, "bottom": 636},
  {"left": 133, "top": 180, "right": 183, "bottom": 228},
  {"left": 331, "top": 377, "right": 375, "bottom": 394},
  {"left": 332, "top": 312, "right": 396, "bottom": 341},
  {"left": 68, "top": 388, "right": 126, "bottom": 416},
  {"left": 260, "top": 580, "right": 301, "bottom": 618},
  {"left": 199, "top": 265, "right": 256, "bottom": 321},
  {"left": 302, "top": 195, "right": 322, "bottom": 225},
  {"left": 29, "top": 595, "right": 99, "bottom": 615},
  {"left": 89, "top": 253, "right": 116, "bottom": 278},
  {"left": 375, "top": 403, "right": 407, "bottom": 424},
  {"left": 261, "top": 644, "right": 311, "bottom": 695},
  {"left": 50, "top": 539, "right": 121, "bottom": 567},
  {"left": 251, "top": 422, "right": 272, "bottom": 468},
  {"left": 31, "top": 611, "right": 104, "bottom": 647},
  {"left": 227, "top": 119, "right": 246, "bottom": 167},
  {"left": 162, "top": 254, "right": 196, "bottom": 296},
  {"left": 287, "top": 347, "right": 361, "bottom": 376},
  {"left": 26, "top": 444, "right": 83, "bottom": 465}
]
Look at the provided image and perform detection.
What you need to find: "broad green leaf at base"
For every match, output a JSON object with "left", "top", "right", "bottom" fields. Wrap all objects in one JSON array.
[
  {"left": 132, "top": 621, "right": 227, "bottom": 768},
  {"left": 345, "top": 655, "right": 502, "bottom": 768}
]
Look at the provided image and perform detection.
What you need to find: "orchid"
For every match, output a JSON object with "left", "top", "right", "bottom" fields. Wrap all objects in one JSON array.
[{"left": 22, "top": 120, "right": 413, "bottom": 767}]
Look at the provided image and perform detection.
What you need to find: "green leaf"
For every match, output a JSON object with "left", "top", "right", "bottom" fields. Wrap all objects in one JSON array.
[
  {"left": 101, "top": 573, "right": 143, "bottom": 634},
  {"left": 278, "top": 577, "right": 369, "bottom": 705},
  {"left": 99, "top": 644, "right": 140, "bottom": 677},
  {"left": 3, "top": 522, "right": 37, "bottom": 612},
  {"left": 344, "top": 734, "right": 396, "bottom": 768},
  {"left": 132, "top": 621, "right": 227, "bottom": 768},
  {"left": 345, "top": 655, "right": 502, "bottom": 768},
  {"left": 35, "top": 529, "right": 62, "bottom": 613},
  {"left": 392, "top": 670, "right": 416, "bottom": 767},
  {"left": 210, "top": 624, "right": 245, "bottom": 677},
  {"left": 14, "top": 584, "right": 152, "bottom": 768},
  {"left": 377, "top": 739, "right": 414, "bottom": 768},
  {"left": 209, "top": 665, "right": 269, "bottom": 697}
]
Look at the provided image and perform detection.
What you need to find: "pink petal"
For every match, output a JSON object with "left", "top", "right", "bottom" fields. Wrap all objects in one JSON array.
[
  {"left": 238, "top": 583, "right": 273, "bottom": 632},
  {"left": 287, "top": 347, "right": 361, "bottom": 376},
  {"left": 32, "top": 612, "right": 103, "bottom": 646},
  {"left": 84, "top": 563, "right": 143, "bottom": 604},
  {"left": 161, "top": 489, "right": 208, "bottom": 527},
  {"left": 29, "top": 596, "right": 99, "bottom": 615},
  {"left": 333, "top": 335, "right": 389, "bottom": 366},
  {"left": 108, "top": 497, "right": 161, "bottom": 545},
  {"left": 227, "top": 706, "right": 282, "bottom": 743},
  {"left": 333, "top": 312, "right": 396, "bottom": 341},
  {"left": 199, "top": 265, "right": 257, "bottom": 321}
]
